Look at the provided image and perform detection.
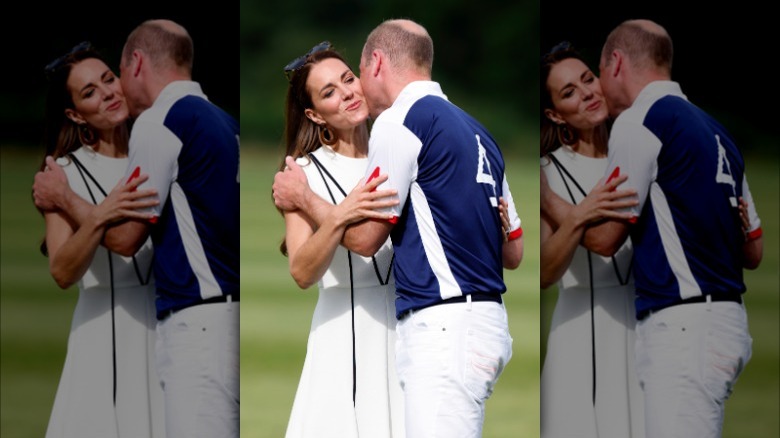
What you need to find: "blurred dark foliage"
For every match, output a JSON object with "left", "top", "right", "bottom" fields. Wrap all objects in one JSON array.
[
  {"left": 240, "top": 0, "right": 540, "bottom": 150},
  {"left": 541, "top": 2, "right": 773, "bottom": 155},
  {"left": 0, "top": 1, "right": 237, "bottom": 150}
]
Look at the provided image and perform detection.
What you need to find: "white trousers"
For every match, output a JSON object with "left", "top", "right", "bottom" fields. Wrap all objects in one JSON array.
[
  {"left": 156, "top": 300, "right": 239, "bottom": 438},
  {"left": 396, "top": 300, "right": 512, "bottom": 438},
  {"left": 635, "top": 300, "right": 751, "bottom": 438}
]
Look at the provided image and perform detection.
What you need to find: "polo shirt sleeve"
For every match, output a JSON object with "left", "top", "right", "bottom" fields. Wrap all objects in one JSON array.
[
  {"left": 364, "top": 120, "right": 421, "bottom": 223},
  {"left": 125, "top": 119, "right": 182, "bottom": 221},
  {"left": 605, "top": 119, "right": 662, "bottom": 222}
]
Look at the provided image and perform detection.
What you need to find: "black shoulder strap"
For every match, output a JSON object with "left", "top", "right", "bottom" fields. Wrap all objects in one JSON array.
[
  {"left": 68, "top": 152, "right": 153, "bottom": 286},
  {"left": 548, "top": 153, "right": 587, "bottom": 203},
  {"left": 309, "top": 153, "right": 347, "bottom": 201},
  {"left": 69, "top": 152, "right": 108, "bottom": 202}
]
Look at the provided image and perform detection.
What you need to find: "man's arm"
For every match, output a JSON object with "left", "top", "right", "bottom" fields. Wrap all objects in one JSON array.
[
  {"left": 33, "top": 156, "right": 157, "bottom": 256},
  {"left": 272, "top": 156, "right": 398, "bottom": 257}
]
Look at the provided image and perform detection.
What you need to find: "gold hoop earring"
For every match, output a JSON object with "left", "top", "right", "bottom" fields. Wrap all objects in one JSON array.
[
  {"left": 318, "top": 124, "right": 337, "bottom": 146},
  {"left": 557, "top": 123, "right": 577, "bottom": 146},
  {"left": 77, "top": 123, "right": 97, "bottom": 146}
]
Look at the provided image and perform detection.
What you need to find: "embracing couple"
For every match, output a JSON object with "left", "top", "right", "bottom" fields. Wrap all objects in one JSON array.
[
  {"left": 34, "top": 19, "right": 239, "bottom": 438},
  {"left": 540, "top": 19, "right": 763, "bottom": 438},
  {"left": 272, "top": 18, "right": 524, "bottom": 438}
]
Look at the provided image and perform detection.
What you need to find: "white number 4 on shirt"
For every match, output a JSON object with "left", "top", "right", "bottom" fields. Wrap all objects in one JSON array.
[
  {"left": 715, "top": 134, "right": 737, "bottom": 207},
  {"left": 476, "top": 134, "right": 498, "bottom": 207}
]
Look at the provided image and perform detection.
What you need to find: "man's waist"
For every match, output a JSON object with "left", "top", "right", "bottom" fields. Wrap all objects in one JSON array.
[
  {"left": 637, "top": 292, "right": 742, "bottom": 321},
  {"left": 397, "top": 291, "right": 502, "bottom": 320},
  {"left": 157, "top": 293, "right": 239, "bottom": 320}
]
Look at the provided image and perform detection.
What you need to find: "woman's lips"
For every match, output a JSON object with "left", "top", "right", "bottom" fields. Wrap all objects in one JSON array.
[{"left": 106, "top": 100, "right": 123, "bottom": 111}]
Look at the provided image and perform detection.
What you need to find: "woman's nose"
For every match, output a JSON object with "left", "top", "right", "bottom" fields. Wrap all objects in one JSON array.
[
  {"left": 100, "top": 84, "right": 115, "bottom": 100},
  {"left": 581, "top": 85, "right": 594, "bottom": 100}
]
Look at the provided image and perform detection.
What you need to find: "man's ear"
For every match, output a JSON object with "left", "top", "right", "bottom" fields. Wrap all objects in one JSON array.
[
  {"left": 131, "top": 50, "right": 143, "bottom": 77},
  {"left": 370, "top": 50, "right": 382, "bottom": 77},
  {"left": 610, "top": 50, "right": 623, "bottom": 78},
  {"left": 64, "top": 108, "right": 86, "bottom": 126}
]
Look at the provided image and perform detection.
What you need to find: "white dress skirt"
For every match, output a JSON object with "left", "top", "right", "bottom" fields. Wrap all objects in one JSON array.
[
  {"left": 46, "top": 146, "right": 165, "bottom": 438},
  {"left": 540, "top": 146, "right": 644, "bottom": 438},
  {"left": 285, "top": 146, "right": 404, "bottom": 438}
]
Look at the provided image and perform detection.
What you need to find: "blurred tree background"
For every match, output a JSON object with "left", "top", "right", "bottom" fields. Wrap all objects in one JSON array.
[{"left": 240, "top": 0, "right": 539, "bottom": 151}]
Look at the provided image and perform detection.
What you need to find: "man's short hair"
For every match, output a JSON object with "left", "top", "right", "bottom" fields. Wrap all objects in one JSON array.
[
  {"left": 123, "top": 20, "right": 194, "bottom": 73},
  {"left": 602, "top": 20, "right": 673, "bottom": 74},
  {"left": 363, "top": 19, "right": 433, "bottom": 75}
]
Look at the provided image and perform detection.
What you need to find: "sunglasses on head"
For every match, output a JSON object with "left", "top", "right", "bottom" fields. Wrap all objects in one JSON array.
[
  {"left": 283, "top": 41, "right": 332, "bottom": 82},
  {"left": 44, "top": 41, "right": 93, "bottom": 75},
  {"left": 543, "top": 41, "right": 573, "bottom": 59}
]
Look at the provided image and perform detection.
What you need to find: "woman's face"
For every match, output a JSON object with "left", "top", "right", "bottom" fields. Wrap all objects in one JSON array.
[
  {"left": 305, "top": 57, "right": 368, "bottom": 130},
  {"left": 66, "top": 58, "right": 129, "bottom": 131},
  {"left": 545, "top": 58, "right": 608, "bottom": 131}
]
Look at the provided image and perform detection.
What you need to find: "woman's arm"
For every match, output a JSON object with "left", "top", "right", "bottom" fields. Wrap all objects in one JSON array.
[
  {"left": 45, "top": 209, "right": 106, "bottom": 290},
  {"left": 540, "top": 211, "right": 584, "bottom": 289},
  {"left": 285, "top": 175, "right": 396, "bottom": 289},
  {"left": 540, "top": 171, "right": 639, "bottom": 288},
  {"left": 284, "top": 209, "right": 345, "bottom": 290},
  {"left": 44, "top": 173, "right": 159, "bottom": 289}
]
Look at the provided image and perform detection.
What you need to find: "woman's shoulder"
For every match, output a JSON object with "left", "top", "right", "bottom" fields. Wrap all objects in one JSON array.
[{"left": 55, "top": 145, "right": 96, "bottom": 164}]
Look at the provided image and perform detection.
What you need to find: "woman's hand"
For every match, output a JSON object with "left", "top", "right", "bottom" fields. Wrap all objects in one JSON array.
[
  {"left": 499, "top": 197, "right": 511, "bottom": 242},
  {"left": 570, "top": 174, "right": 638, "bottom": 227},
  {"left": 90, "top": 173, "right": 159, "bottom": 227},
  {"left": 738, "top": 196, "right": 751, "bottom": 235},
  {"left": 331, "top": 174, "right": 399, "bottom": 226}
]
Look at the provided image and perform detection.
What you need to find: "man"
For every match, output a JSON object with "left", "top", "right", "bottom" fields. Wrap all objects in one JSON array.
[
  {"left": 273, "top": 19, "right": 523, "bottom": 437},
  {"left": 34, "top": 20, "right": 239, "bottom": 438},
  {"left": 542, "top": 19, "right": 763, "bottom": 437}
]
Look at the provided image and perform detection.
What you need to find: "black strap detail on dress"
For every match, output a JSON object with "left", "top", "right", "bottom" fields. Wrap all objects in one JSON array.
[
  {"left": 69, "top": 153, "right": 118, "bottom": 406},
  {"left": 309, "top": 153, "right": 394, "bottom": 284},
  {"left": 309, "top": 153, "right": 373, "bottom": 407},
  {"left": 68, "top": 154, "right": 154, "bottom": 285},
  {"left": 549, "top": 153, "right": 606, "bottom": 406},
  {"left": 548, "top": 154, "right": 632, "bottom": 285}
]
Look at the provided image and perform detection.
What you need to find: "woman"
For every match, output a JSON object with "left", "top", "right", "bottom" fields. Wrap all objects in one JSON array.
[
  {"left": 539, "top": 42, "right": 644, "bottom": 438},
  {"left": 39, "top": 42, "right": 165, "bottom": 438},
  {"left": 278, "top": 42, "right": 404, "bottom": 438}
]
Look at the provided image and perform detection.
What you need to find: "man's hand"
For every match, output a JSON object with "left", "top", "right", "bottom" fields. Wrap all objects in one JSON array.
[
  {"left": 272, "top": 156, "right": 309, "bottom": 211},
  {"left": 33, "top": 156, "right": 69, "bottom": 211}
]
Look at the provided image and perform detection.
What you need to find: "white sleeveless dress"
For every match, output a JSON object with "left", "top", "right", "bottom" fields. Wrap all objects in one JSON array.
[
  {"left": 540, "top": 146, "right": 644, "bottom": 438},
  {"left": 285, "top": 146, "right": 405, "bottom": 438},
  {"left": 46, "top": 146, "right": 165, "bottom": 438}
]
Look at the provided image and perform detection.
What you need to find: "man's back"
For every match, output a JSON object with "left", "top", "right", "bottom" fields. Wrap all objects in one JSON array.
[
  {"left": 128, "top": 81, "right": 240, "bottom": 316},
  {"left": 608, "top": 81, "right": 749, "bottom": 315},
  {"left": 367, "top": 81, "right": 510, "bottom": 317}
]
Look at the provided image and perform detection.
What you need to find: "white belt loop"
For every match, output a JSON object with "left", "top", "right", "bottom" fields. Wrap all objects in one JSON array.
[
  {"left": 466, "top": 294, "right": 472, "bottom": 311},
  {"left": 706, "top": 294, "right": 712, "bottom": 311}
]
